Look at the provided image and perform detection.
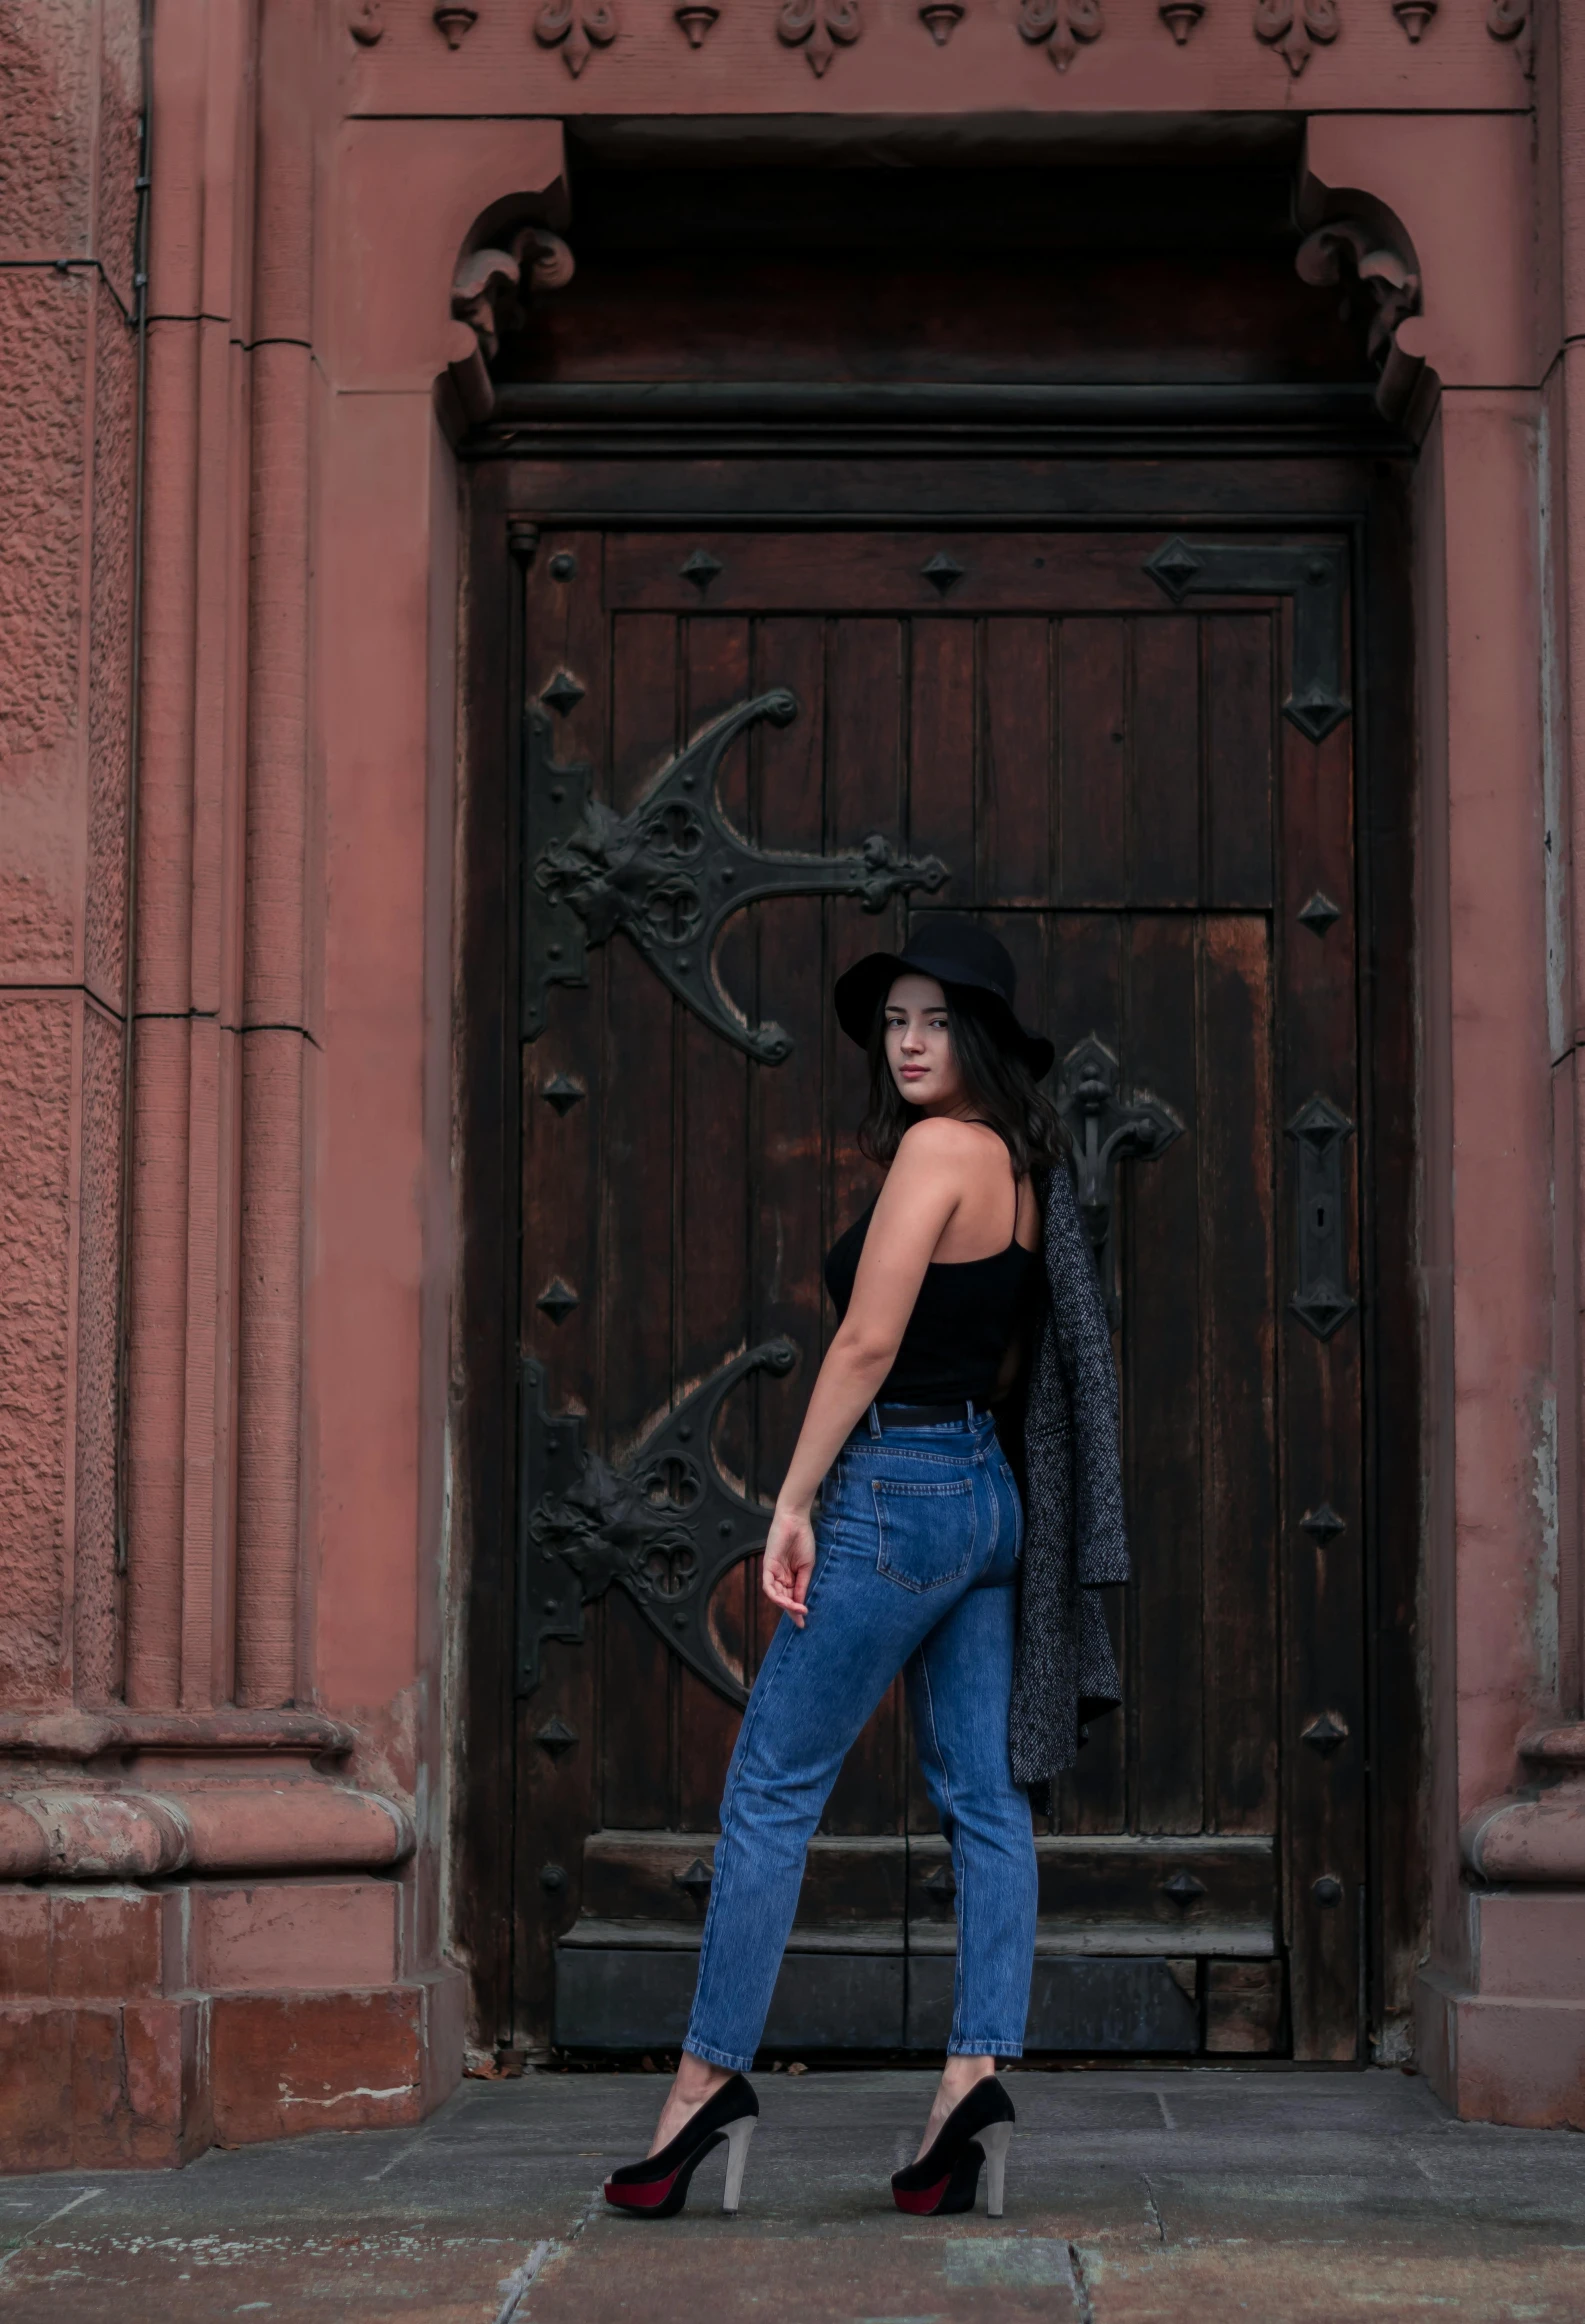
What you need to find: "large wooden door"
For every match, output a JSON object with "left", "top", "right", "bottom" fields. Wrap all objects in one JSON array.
[{"left": 508, "top": 521, "right": 1363, "bottom": 2063}]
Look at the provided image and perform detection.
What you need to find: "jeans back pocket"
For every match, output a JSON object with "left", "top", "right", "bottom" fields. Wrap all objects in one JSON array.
[{"left": 872, "top": 1476, "right": 978, "bottom": 1593}]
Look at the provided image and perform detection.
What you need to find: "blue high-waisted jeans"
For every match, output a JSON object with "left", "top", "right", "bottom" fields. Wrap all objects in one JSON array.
[{"left": 684, "top": 1408, "right": 1038, "bottom": 2072}]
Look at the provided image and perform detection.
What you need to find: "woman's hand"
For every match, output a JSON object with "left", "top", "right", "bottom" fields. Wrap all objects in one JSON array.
[{"left": 762, "top": 1503, "right": 817, "bottom": 1628}]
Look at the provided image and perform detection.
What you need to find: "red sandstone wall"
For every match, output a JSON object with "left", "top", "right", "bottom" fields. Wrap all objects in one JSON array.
[{"left": 0, "top": 0, "right": 142, "bottom": 1710}]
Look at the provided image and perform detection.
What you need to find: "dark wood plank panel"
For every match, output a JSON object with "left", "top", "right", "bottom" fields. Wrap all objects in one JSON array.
[
  {"left": 1058, "top": 619, "right": 1129, "bottom": 906},
  {"left": 1130, "top": 617, "right": 1201, "bottom": 907},
  {"left": 514, "top": 530, "right": 610, "bottom": 2043},
  {"left": 1124, "top": 914, "right": 1204, "bottom": 1836},
  {"left": 603, "top": 532, "right": 1271, "bottom": 618},
  {"left": 1275, "top": 584, "right": 1364, "bottom": 2061},
  {"left": 907, "top": 619, "right": 978, "bottom": 908},
  {"left": 597, "top": 619, "right": 681, "bottom": 1833},
  {"left": 1199, "top": 915, "right": 1278, "bottom": 1836},
  {"left": 749, "top": 615, "right": 830, "bottom": 1690},
  {"left": 981, "top": 618, "right": 1052, "bottom": 905},
  {"left": 1204, "top": 613, "right": 1275, "bottom": 909},
  {"left": 676, "top": 618, "right": 755, "bottom": 1829}
]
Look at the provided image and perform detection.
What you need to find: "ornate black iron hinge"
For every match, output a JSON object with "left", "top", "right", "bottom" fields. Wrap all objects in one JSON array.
[
  {"left": 1055, "top": 1034, "right": 1184, "bottom": 1324},
  {"left": 1286, "top": 1095, "right": 1356, "bottom": 1340},
  {"left": 517, "top": 1339, "right": 798, "bottom": 1706},
  {"left": 523, "top": 687, "right": 947, "bottom": 1061},
  {"left": 1144, "top": 536, "right": 1351, "bottom": 744}
]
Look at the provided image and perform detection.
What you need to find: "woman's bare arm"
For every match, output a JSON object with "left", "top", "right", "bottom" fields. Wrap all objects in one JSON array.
[{"left": 761, "top": 1120, "right": 981, "bottom": 1623}]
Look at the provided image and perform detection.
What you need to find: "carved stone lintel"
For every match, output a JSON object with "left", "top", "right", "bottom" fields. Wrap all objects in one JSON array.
[
  {"left": 778, "top": 0, "right": 862, "bottom": 74},
  {"left": 1018, "top": 0, "right": 1103, "bottom": 68},
  {"left": 535, "top": 0, "right": 617, "bottom": 74},
  {"left": 1295, "top": 217, "right": 1422, "bottom": 424},
  {"left": 1254, "top": 0, "right": 1337, "bottom": 75},
  {"left": 674, "top": 0, "right": 720, "bottom": 40},
  {"left": 1159, "top": 0, "right": 1204, "bottom": 38}
]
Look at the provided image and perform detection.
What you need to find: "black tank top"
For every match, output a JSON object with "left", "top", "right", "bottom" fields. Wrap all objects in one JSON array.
[{"left": 824, "top": 1187, "right": 1038, "bottom": 1407}]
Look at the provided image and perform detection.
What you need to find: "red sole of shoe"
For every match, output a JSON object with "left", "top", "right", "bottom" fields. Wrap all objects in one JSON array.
[
  {"left": 604, "top": 2165, "right": 682, "bottom": 2211},
  {"left": 892, "top": 2177, "right": 951, "bottom": 2215}
]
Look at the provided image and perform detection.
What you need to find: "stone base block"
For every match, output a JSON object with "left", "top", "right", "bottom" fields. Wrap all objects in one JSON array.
[
  {"left": 0, "top": 1997, "right": 211, "bottom": 2170},
  {"left": 1416, "top": 1960, "right": 1585, "bottom": 2128},
  {"left": 210, "top": 1969, "right": 464, "bottom": 2146},
  {"left": 0, "top": 1875, "right": 466, "bottom": 2170}
]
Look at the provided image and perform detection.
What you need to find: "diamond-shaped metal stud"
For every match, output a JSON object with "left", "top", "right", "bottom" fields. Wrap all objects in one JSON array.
[
  {"left": 541, "top": 669, "right": 586, "bottom": 716},
  {"left": 674, "top": 1857, "right": 714, "bottom": 1897},
  {"left": 921, "top": 552, "right": 965, "bottom": 595},
  {"left": 536, "top": 1278, "right": 579, "bottom": 1325},
  {"left": 1288, "top": 1094, "right": 1353, "bottom": 1152},
  {"left": 1162, "top": 1870, "right": 1207, "bottom": 1905},
  {"left": 1290, "top": 1284, "right": 1357, "bottom": 1340},
  {"left": 679, "top": 549, "right": 724, "bottom": 590},
  {"left": 1301, "top": 1711, "right": 1349, "bottom": 1755},
  {"left": 1300, "top": 1503, "right": 1346, "bottom": 1544},
  {"left": 534, "top": 1715, "right": 579, "bottom": 1760},
  {"left": 924, "top": 1864, "right": 957, "bottom": 1902},
  {"left": 541, "top": 1073, "right": 585, "bottom": 1115},
  {"left": 1284, "top": 682, "right": 1351, "bottom": 744},
  {"left": 1145, "top": 537, "right": 1207, "bottom": 602},
  {"left": 1298, "top": 891, "right": 1342, "bottom": 938}
]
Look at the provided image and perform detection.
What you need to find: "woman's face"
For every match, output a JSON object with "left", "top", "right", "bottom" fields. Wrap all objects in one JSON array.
[{"left": 884, "top": 974, "right": 967, "bottom": 1113}]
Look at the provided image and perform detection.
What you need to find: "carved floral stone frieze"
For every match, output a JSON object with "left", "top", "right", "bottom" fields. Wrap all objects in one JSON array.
[
  {"left": 1254, "top": 0, "right": 1337, "bottom": 74},
  {"left": 348, "top": 0, "right": 384, "bottom": 41},
  {"left": 535, "top": 0, "right": 617, "bottom": 74},
  {"left": 918, "top": 0, "right": 965, "bottom": 42},
  {"left": 1486, "top": 0, "right": 1527, "bottom": 36},
  {"left": 1018, "top": 0, "right": 1102, "bottom": 72},
  {"left": 777, "top": 0, "right": 862, "bottom": 75},
  {"left": 1390, "top": 0, "right": 1435, "bottom": 38}
]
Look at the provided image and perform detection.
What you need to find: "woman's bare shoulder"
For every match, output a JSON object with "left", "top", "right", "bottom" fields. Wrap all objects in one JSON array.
[{"left": 894, "top": 1116, "right": 996, "bottom": 1163}]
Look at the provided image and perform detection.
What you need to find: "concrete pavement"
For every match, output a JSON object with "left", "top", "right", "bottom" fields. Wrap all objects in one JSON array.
[{"left": 2, "top": 2065, "right": 1583, "bottom": 2321}]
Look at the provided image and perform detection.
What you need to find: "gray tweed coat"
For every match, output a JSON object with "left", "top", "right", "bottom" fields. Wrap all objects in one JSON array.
[{"left": 1006, "top": 1160, "right": 1130, "bottom": 1787}]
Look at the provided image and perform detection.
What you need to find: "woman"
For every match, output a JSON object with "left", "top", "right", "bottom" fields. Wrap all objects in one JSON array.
[{"left": 604, "top": 917, "right": 1128, "bottom": 2221}]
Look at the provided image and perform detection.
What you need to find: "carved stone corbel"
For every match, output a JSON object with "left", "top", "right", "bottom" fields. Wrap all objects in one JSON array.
[
  {"left": 449, "top": 226, "right": 576, "bottom": 426},
  {"left": 1295, "top": 215, "right": 1423, "bottom": 425},
  {"left": 535, "top": 0, "right": 618, "bottom": 75},
  {"left": 1018, "top": 0, "right": 1102, "bottom": 69},
  {"left": 777, "top": 0, "right": 862, "bottom": 75},
  {"left": 1254, "top": 0, "right": 1337, "bottom": 75}
]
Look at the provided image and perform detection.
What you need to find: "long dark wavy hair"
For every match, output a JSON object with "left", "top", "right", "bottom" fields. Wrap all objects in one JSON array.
[{"left": 857, "top": 983, "right": 1071, "bottom": 1176}]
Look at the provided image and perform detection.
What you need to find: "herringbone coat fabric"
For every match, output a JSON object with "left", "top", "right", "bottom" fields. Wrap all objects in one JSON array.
[{"left": 1008, "top": 1161, "right": 1130, "bottom": 1786}]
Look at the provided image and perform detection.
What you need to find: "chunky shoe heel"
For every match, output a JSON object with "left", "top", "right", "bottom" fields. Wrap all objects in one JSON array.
[
  {"left": 891, "top": 2076, "right": 1016, "bottom": 2218},
  {"left": 720, "top": 2113, "right": 757, "bottom": 2215},
  {"left": 976, "top": 2119, "right": 1012, "bottom": 2217},
  {"left": 604, "top": 2073, "right": 760, "bottom": 2219}
]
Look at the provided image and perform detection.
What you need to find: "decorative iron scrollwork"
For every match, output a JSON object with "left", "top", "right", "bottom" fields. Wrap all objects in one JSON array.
[
  {"left": 1287, "top": 1095, "right": 1356, "bottom": 1340},
  {"left": 517, "top": 1339, "right": 798, "bottom": 1705},
  {"left": 524, "top": 688, "right": 947, "bottom": 1061},
  {"left": 1144, "top": 537, "right": 1351, "bottom": 743},
  {"left": 1055, "top": 1035, "right": 1184, "bottom": 1324}
]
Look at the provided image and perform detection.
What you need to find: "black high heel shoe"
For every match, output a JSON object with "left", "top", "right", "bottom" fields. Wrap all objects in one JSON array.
[
  {"left": 891, "top": 2076, "right": 1015, "bottom": 2217},
  {"left": 604, "top": 2073, "right": 760, "bottom": 2218}
]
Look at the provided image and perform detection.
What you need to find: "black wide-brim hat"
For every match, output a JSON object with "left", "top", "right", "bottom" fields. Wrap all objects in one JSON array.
[{"left": 834, "top": 916, "right": 1055, "bottom": 1082}]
